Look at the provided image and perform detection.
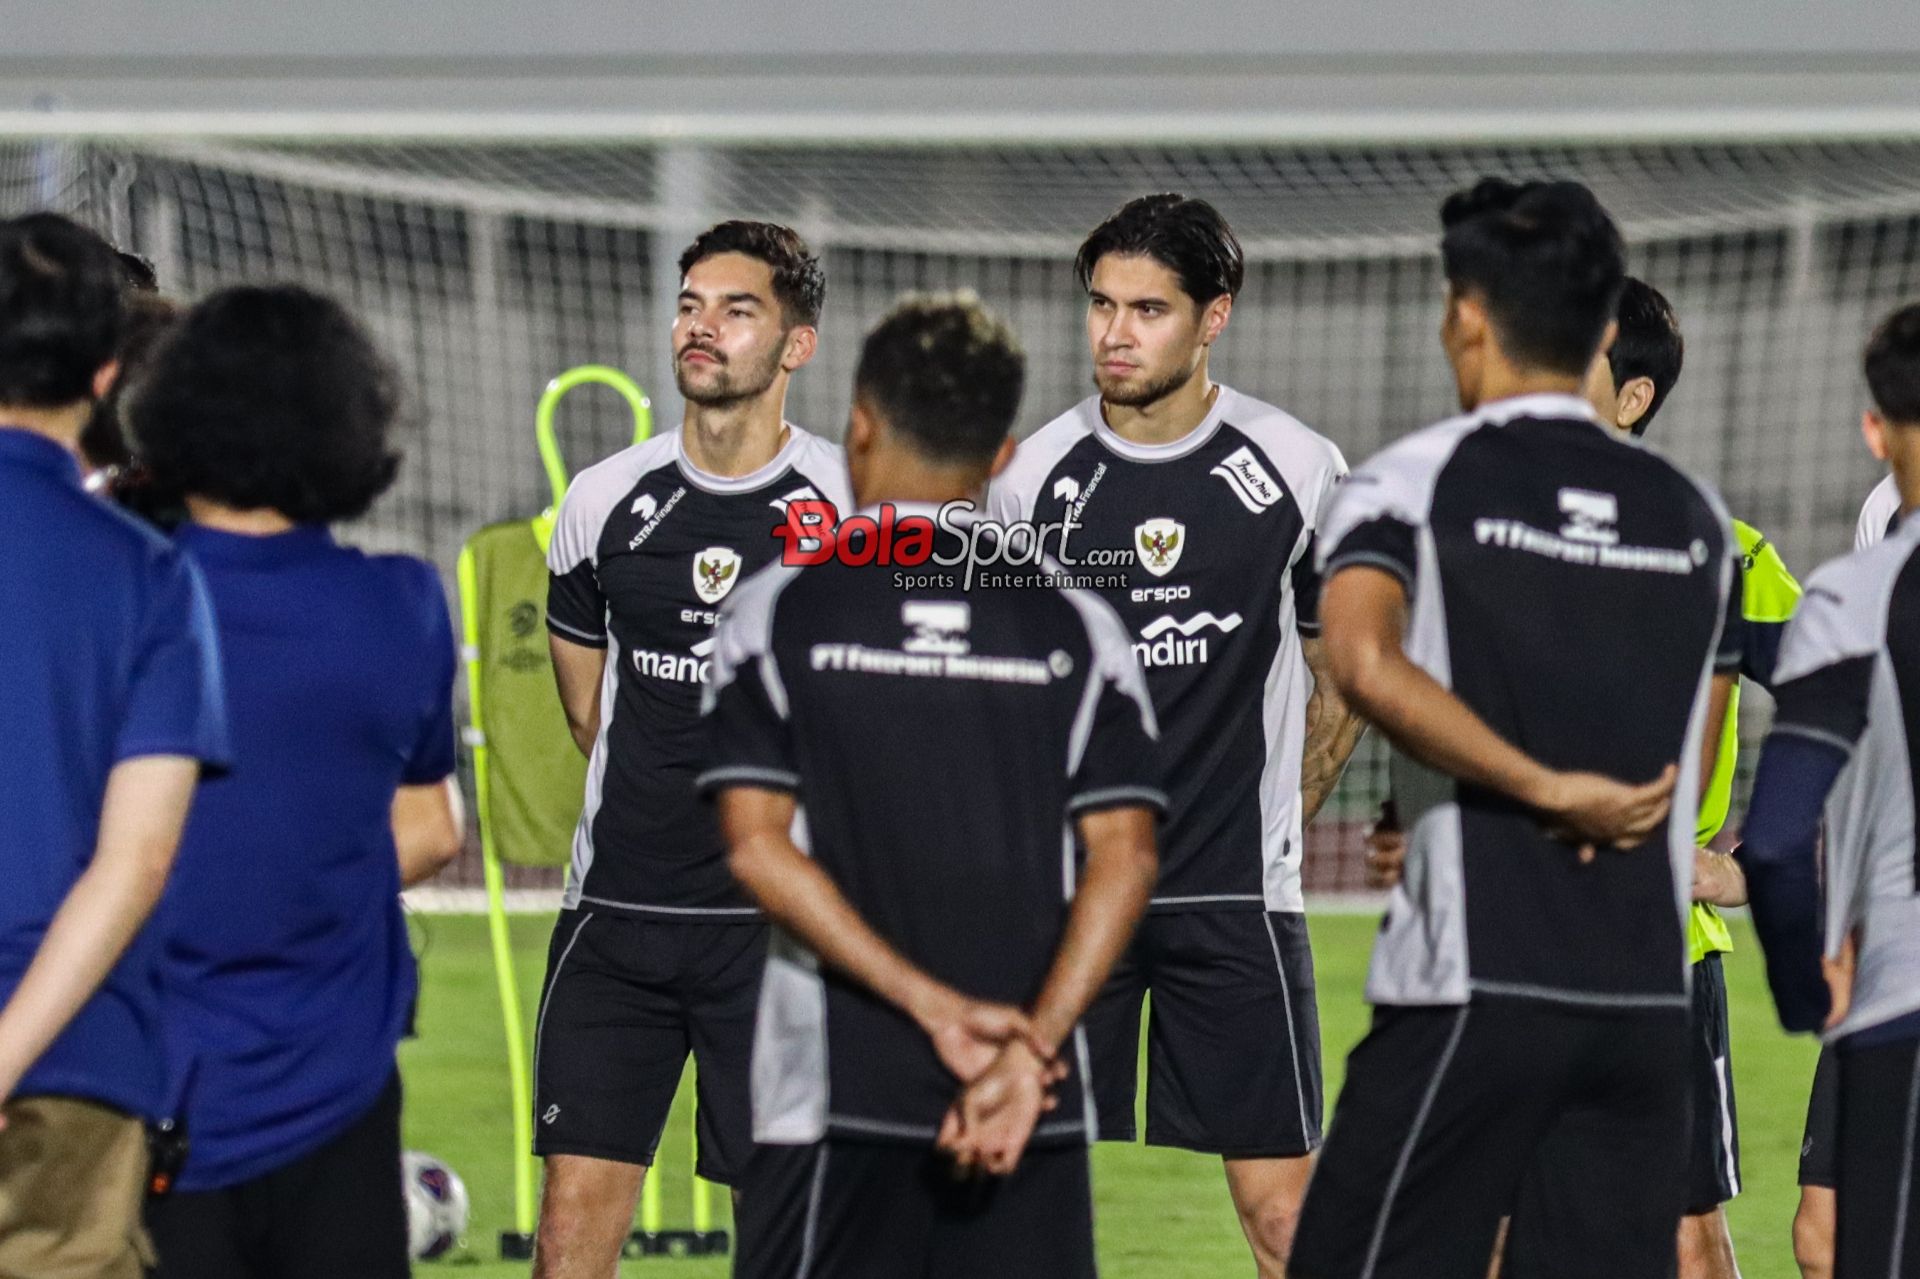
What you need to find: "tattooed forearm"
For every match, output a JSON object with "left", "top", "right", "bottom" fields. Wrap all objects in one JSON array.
[{"left": 1300, "top": 636, "right": 1367, "bottom": 827}]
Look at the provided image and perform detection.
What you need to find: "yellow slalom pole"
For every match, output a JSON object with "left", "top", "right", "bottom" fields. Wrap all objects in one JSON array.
[
  {"left": 536, "top": 365, "right": 652, "bottom": 510},
  {"left": 457, "top": 543, "right": 538, "bottom": 1239},
  {"left": 641, "top": 1144, "right": 665, "bottom": 1235},
  {"left": 692, "top": 1073, "right": 714, "bottom": 1233}
]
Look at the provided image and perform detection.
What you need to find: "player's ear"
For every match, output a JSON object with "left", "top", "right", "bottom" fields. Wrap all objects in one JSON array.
[
  {"left": 782, "top": 324, "right": 818, "bottom": 372},
  {"left": 846, "top": 398, "right": 876, "bottom": 456},
  {"left": 1617, "top": 376, "right": 1656, "bottom": 431},
  {"left": 1446, "top": 289, "right": 1487, "bottom": 347},
  {"left": 1864, "top": 409, "right": 1891, "bottom": 462},
  {"left": 985, "top": 435, "right": 1016, "bottom": 482},
  {"left": 90, "top": 358, "right": 121, "bottom": 402},
  {"left": 1201, "top": 293, "right": 1232, "bottom": 346},
  {"left": 1441, "top": 289, "right": 1487, "bottom": 410}
]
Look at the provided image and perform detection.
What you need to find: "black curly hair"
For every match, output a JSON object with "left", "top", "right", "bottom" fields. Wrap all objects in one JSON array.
[
  {"left": 0, "top": 212, "right": 126, "bottom": 408},
  {"left": 117, "top": 250, "right": 160, "bottom": 294},
  {"left": 854, "top": 290, "right": 1025, "bottom": 466},
  {"left": 1440, "top": 177, "right": 1626, "bottom": 377},
  {"left": 129, "top": 284, "right": 404, "bottom": 523}
]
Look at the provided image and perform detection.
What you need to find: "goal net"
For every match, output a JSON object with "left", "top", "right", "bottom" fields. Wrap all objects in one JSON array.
[{"left": 13, "top": 134, "right": 1919, "bottom": 897}]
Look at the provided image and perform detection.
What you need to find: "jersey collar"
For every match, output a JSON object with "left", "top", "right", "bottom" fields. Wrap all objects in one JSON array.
[
  {"left": 852, "top": 499, "right": 977, "bottom": 526},
  {"left": 1084, "top": 386, "right": 1235, "bottom": 463},
  {"left": 0, "top": 426, "right": 81, "bottom": 483},
  {"left": 1473, "top": 392, "right": 1601, "bottom": 429},
  {"left": 674, "top": 422, "right": 807, "bottom": 495},
  {"left": 175, "top": 522, "right": 335, "bottom": 566}
]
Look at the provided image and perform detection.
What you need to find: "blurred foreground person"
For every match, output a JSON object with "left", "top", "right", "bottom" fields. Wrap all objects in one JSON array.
[
  {"left": 132, "top": 285, "right": 463, "bottom": 1279},
  {"left": 0, "top": 213, "right": 227, "bottom": 1279}
]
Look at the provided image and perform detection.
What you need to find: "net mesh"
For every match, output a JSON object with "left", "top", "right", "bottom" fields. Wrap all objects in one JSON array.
[{"left": 14, "top": 135, "right": 1918, "bottom": 895}]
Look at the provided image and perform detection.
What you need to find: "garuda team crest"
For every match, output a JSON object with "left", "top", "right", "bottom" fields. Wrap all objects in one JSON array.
[
  {"left": 692, "top": 547, "right": 742, "bottom": 604},
  {"left": 1135, "top": 518, "right": 1186, "bottom": 578}
]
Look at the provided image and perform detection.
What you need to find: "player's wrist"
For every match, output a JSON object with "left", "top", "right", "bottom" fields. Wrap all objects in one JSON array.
[
  {"left": 1023, "top": 1014, "right": 1069, "bottom": 1062},
  {"left": 1520, "top": 765, "right": 1571, "bottom": 817},
  {"left": 996, "top": 1033, "right": 1051, "bottom": 1074},
  {"left": 904, "top": 978, "right": 963, "bottom": 1037}
]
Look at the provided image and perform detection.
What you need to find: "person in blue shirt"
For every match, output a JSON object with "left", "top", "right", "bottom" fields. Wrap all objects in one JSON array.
[
  {"left": 128, "top": 284, "right": 465, "bottom": 1279},
  {"left": 0, "top": 213, "right": 228, "bottom": 1279}
]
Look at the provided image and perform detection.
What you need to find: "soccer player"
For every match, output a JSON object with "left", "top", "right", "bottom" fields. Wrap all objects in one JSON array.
[
  {"left": 536, "top": 221, "right": 850, "bottom": 1277},
  {"left": 987, "top": 193, "right": 1363, "bottom": 1276},
  {"left": 1371, "top": 276, "right": 1796, "bottom": 1279},
  {"left": 127, "top": 285, "right": 463, "bottom": 1278},
  {"left": 1289, "top": 178, "right": 1743, "bottom": 1279},
  {"left": 705, "top": 291, "right": 1163, "bottom": 1279},
  {"left": 0, "top": 213, "right": 226, "bottom": 1279},
  {"left": 1789, "top": 376, "right": 1913, "bottom": 1279},
  {"left": 1587, "top": 277, "right": 1797, "bottom": 1279},
  {"left": 1739, "top": 301, "right": 1920, "bottom": 1279}
]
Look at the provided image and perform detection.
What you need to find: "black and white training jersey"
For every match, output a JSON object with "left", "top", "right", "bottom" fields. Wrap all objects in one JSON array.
[
  {"left": 545, "top": 425, "right": 851, "bottom": 917},
  {"left": 1318, "top": 393, "right": 1743, "bottom": 1010},
  {"left": 697, "top": 510, "right": 1165, "bottom": 1146},
  {"left": 987, "top": 387, "right": 1346, "bottom": 914},
  {"left": 1767, "top": 516, "right": 1920, "bottom": 1039}
]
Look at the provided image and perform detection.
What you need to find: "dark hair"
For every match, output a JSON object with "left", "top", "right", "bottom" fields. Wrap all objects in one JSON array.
[
  {"left": 130, "top": 285, "right": 403, "bottom": 523},
  {"left": 1075, "top": 193, "right": 1244, "bottom": 305},
  {"left": 1440, "top": 178, "right": 1626, "bottom": 377},
  {"left": 678, "top": 221, "right": 825, "bottom": 327},
  {"left": 117, "top": 250, "right": 160, "bottom": 294},
  {"left": 1607, "top": 277, "right": 1685, "bottom": 436},
  {"left": 0, "top": 213, "right": 126, "bottom": 408},
  {"left": 1866, "top": 303, "right": 1920, "bottom": 426},
  {"left": 854, "top": 291, "right": 1025, "bottom": 467},
  {"left": 79, "top": 292, "right": 183, "bottom": 470}
]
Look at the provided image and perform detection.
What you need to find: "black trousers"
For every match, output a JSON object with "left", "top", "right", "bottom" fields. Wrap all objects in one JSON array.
[{"left": 146, "top": 1072, "right": 408, "bottom": 1279}]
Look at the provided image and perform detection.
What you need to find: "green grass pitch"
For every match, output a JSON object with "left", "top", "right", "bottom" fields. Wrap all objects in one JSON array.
[{"left": 399, "top": 913, "right": 1820, "bottom": 1277}]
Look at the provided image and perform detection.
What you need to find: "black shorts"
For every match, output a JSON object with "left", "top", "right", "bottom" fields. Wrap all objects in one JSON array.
[
  {"left": 532, "top": 909, "right": 764, "bottom": 1184},
  {"left": 147, "top": 1071, "right": 407, "bottom": 1279},
  {"left": 733, "top": 1140, "right": 1094, "bottom": 1279},
  {"left": 1685, "top": 953, "right": 1741, "bottom": 1212},
  {"left": 1800, "top": 1042, "right": 1840, "bottom": 1190},
  {"left": 1291, "top": 1000, "right": 1689, "bottom": 1279},
  {"left": 1834, "top": 1033, "right": 1920, "bottom": 1278},
  {"left": 1083, "top": 908, "right": 1321, "bottom": 1157}
]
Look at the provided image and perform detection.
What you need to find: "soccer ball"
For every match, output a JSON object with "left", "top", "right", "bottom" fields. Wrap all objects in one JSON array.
[{"left": 403, "top": 1151, "right": 469, "bottom": 1261}]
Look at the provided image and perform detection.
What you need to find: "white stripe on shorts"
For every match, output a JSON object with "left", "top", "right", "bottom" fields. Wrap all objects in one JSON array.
[
  {"left": 532, "top": 912, "right": 595, "bottom": 1094},
  {"left": 1361, "top": 1006, "right": 1471, "bottom": 1279},
  {"left": 797, "top": 1144, "right": 830, "bottom": 1279},
  {"left": 1712, "top": 1053, "right": 1741, "bottom": 1198},
  {"left": 1262, "top": 912, "right": 1313, "bottom": 1144}
]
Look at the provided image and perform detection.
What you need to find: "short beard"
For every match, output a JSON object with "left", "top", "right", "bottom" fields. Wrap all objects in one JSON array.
[
  {"left": 1095, "top": 363, "right": 1194, "bottom": 411},
  {"left": 676, "top": 344, "right": 785, "bottom": 407}
]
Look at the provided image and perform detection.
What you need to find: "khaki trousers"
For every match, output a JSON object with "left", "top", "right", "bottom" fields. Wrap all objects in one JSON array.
[{"left": 0, "top": 1095, "right": 151, "bottom": 1279}]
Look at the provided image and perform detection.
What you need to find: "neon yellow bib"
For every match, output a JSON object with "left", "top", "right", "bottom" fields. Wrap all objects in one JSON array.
[{"left": 1688, "top": 520, "right": 1801, "bottom": 963}]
